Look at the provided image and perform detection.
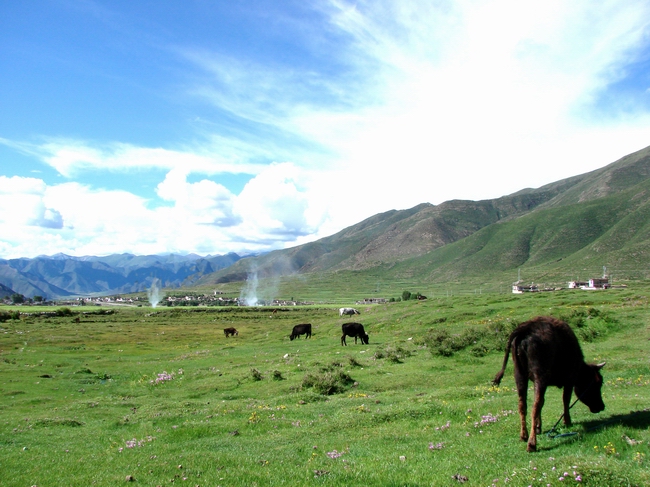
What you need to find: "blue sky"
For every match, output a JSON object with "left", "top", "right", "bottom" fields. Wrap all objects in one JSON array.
[{"left": 2, "top": 0, "right": 650, "bottom": 258}]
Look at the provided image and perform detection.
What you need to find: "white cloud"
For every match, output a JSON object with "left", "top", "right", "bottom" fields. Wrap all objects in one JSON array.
[
  {"left": 233, "top": 162, "right": 318, "bottom": 240},
  {"left": 300, "top": 0, "right": 650, "bottom": 209},
  {"left": 0, "top": 164, "right": 328, "bottom": 258},
  {"left": 156, "top": 168, "right": 240, "bottom": 227},
  {"left": 2, "top": 138, "right": 268, "bottom": 179},
  {"left": 0, "top": 176, "right": 63, "bottom": 229}
]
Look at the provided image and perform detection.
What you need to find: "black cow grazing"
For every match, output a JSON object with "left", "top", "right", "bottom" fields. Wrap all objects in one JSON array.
[
  {"left": 339, "top": 307, "right": 360, "bottom": 317},
  {"left": 290, "top": 323, "right": 312, "bottom": 341},
  {"left": 223, "top": 327, "right": 238, "bottom": 337},
  {"left": 341, "top": 322, "right": 369, "bottom": 346},
  {"left": 493, "top": 316, "right": 605, "bottom": 452}
]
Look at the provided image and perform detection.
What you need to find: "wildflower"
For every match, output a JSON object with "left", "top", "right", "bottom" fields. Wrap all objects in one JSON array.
[
  {"left": 151, "top": 371, "right": 174, "bottom": 384},
  {"left": 428, "top": 442, "right": 445, "bottom": 450},
  {"left": 327, "top": 450, "right": 344, "bottom": 459}
]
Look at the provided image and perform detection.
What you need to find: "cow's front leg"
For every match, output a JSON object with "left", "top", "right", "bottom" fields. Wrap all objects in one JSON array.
[{"left": 562, "top": 386, "right": 573, "bottom": 426}]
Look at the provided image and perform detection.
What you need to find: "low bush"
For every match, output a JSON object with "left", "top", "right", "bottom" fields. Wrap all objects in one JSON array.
[{"left": 301, "top": 369, "right": 355, "bottom": 395}]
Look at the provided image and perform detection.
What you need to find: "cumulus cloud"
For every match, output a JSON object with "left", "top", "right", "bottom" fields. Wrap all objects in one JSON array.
[
  {"left": 0, "top": 176, "right": 63, "bottom": 229},
  {"left": 156, "top": 168, "right": 241, "bottom": 227},
  {"left": 233, "top": 162, "right": 317, "bottom": 239},
  {"left": 0, "top": 163, "right": 326, "bottom": 258}
]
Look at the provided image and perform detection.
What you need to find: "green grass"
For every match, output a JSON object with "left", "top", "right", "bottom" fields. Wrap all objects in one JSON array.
[{"left": 1, "top": 287, "right": 649, "bottom": 486}]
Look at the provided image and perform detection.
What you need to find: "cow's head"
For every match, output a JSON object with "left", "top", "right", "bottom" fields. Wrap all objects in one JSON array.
[
  {"left": 575, "top": 362, "right": 605, "bottom": 413},
  {"left": 289, "top": 334, "right": 295, "bottom": 341},
  {"left": 360, "top": 333, "right": 369, "bottom": 345}
]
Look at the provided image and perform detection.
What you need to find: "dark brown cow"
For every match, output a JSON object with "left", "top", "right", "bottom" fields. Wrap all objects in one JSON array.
[
  {"left": 493, "top": 316, "right": 605, "bottom": 452},
  {"left": 223, "top": 327, "right": 238, "bottom": 337},
  {"left": 341, "top": 322, "right": 369, "bottom": 346},
  {"left": 290, "top": 324, "right": 312, "bottom": 341}
]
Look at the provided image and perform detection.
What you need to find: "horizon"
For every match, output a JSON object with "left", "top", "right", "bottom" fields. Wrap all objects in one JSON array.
[{"left": 2, "top": 1, "right": 650, "bottom": 259}]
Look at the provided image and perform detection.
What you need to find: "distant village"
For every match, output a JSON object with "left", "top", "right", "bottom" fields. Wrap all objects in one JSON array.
[
  {"left": 51, "top": 291, "right": 316, "bottom": 308},
  {"left": 2, "top": 273, "right": 626, "bottom": 308},
  {"left": 512, "top": 276, "right": 622, "bottom": 293}
]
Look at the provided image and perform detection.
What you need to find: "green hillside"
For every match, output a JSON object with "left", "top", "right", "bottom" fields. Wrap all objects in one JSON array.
[
  {"left": 387, "top": 177, "right": 650, "bottom": 285},
  {"left": 196, "top": 144, "right": 650, "bottom": 293}
]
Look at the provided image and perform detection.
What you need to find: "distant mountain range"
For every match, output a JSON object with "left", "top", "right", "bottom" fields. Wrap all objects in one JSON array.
[
  {"left": 3, "top": 144, "right": 650, "bottom": 299},
  {"left": 0, "top": 253, "right": 241, "bottom": 299}
]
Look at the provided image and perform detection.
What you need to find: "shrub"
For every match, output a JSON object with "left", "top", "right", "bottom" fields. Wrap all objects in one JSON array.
[
  {"left": 55, "top": 307, "right": 74, "bottom": 317},
  {"left": 424, "top": 328, "right": 488, "bottom": 357},
  {"left": 250, "top": 368, "right": 263, "bottom": 381},
  {"left": 374, "top": 345, "right": 412, "bottom": 363},
  {"left": 302, "top": 370, "right": 354, "bottom": 395},
  {"left": 559, "top": 308, "right": 618, "bottom": 342},
  {"left": 0, "top": 310, "right": 21, "bottom": 321},
  {"left": 347, "top": 356, "right": 363, "bottom": 367}
]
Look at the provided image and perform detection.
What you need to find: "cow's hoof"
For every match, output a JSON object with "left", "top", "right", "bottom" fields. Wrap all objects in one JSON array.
[{"left": 526, "top": 443, "right": 537, "bottom": 452}]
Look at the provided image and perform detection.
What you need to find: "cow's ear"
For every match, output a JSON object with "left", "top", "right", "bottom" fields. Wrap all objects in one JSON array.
[{"left": 596, "top": 362, "right": 606, "bottom": 369}]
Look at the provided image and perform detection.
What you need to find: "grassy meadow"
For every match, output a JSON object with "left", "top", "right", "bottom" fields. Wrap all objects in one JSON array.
[{"left": 1, "top": 286, "right": 649, "bottom": 486}]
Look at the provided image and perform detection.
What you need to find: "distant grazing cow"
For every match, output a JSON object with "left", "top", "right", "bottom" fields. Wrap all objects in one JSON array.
[
  {"left": 493, "top": 316, "right": 605, "bottom": 452},
  {"left": 290, "top": 323, "right": 312, "bottom": 341},
  {"left": 339, "top": 307, "right": 360, "bottom": 317},
  {"left": 223, "top": 327, "right": 238, "bottom": 337},
  {"left": 341, "top": 322, "right": 369, "bottom": 346}
]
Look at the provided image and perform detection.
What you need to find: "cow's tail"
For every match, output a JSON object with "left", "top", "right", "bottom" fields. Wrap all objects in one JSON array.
[{"left": 493, "top": 332, "right": 516, "bottom": 385}]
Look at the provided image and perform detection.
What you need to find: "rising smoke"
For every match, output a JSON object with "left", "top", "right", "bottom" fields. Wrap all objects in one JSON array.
[
  {"left": 240, "top": 264, "right": 282, "bottom": 306},
  {"left": 241, "top": 270, "right": 259, "bottom": 306},
  {"left": 147, "top": 278, "right": 164, "bottom": 308}
]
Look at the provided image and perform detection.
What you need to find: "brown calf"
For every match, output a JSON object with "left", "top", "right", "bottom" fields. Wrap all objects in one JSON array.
[
  {"left": 223, "top": 327, "right": 238, "bottom": 337},
  {"left": 493, "top": 316, "right": 605, "bottom": 451}
]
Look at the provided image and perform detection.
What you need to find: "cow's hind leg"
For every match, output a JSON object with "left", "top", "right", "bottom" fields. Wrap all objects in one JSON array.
[
  {"left": 517, "top": 391, "right": 528, "bottom": 443},
  {"left": 528, "top": 382, "right": 546, "bottom": 452},
  {"left": 513, "top": 355, "right": 529, "bottom": 443}
]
